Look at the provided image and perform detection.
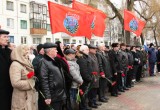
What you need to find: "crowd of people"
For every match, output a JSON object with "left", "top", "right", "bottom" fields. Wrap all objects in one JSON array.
[{"left": 0, "top": 28, "right": 158, "bottom": 110}]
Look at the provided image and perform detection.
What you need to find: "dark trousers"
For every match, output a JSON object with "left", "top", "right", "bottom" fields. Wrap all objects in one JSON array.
[
  {"left": 111, "top": 75, "right": 118, "bottom": 95},
  {"left": 126, "top": 69, "right": 133, "bottom": 87},
  {"left": 157, "top": 63, "right": 160, "bottom": 72},
  {"left": 98, "top": 78, "right": 108, "bottom": 99},
  {"left": 136, "top": 65, "right": 142, "bottom": 81},
  {"left": 0, "top": 89, "right": 12, "bottom": 110},
  {"left": 88, "top": 88, "right": 97, "bottom": 104},
  {"left": 122, "top": 69, "right": 127, "bottom": 89},
  {"left": 149, "top": 62, "right": 155, "bottom": 75},
  {"left": 117, "top": 72, "right": 123, "bottom": 90},
  {"left": 133, "top": 65, "right": 139, "bottom": 80},
  {"left": 38, "top": 92, "right": 47, "bottom": 110},
  {"left": 79, "top": 85, "right": 88, "bottom": 110},
  {"left": 51, "top": 100, "right": 65, "bottom": 110}
]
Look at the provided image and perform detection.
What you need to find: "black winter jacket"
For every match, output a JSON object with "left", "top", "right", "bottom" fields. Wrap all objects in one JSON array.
[
  {"left": 108, "top": 50, "right": 123, "bottom": 74},
  {"left": 0, "top": 46, "right": 13, "bottom": 110},
  {"left": 76, "top": 52, "right": 93, "bottom": 87},
  {"left": 39, "top": 54, "right": 66, "bottom": 102},
  {"left": 96, "top": 51, "right": 112, "bottom": 78}
]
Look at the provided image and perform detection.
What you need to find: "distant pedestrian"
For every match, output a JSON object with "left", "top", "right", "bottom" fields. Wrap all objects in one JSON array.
[{"left": 148, "top": 43, "right": 157, "bottom": 76}]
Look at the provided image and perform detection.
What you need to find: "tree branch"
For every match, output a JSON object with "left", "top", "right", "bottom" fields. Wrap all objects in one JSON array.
[
  {"left": 105, "top": 0, "right": 123, "bottom": 25},
  {"left": 108, "top": 15, "right": 117, "bottom": 20},
  {"left": 134, "top": 7, "right": 159, "bottom": 21},
  {"left": 134, "top": 0, "right": 149, "bottom": 7}
]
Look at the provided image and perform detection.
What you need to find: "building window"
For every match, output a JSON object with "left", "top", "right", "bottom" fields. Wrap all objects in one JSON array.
[
  {"left": 7, "top": 18, "right": 14, "bottom": 28},
  {"left": 30, "top": 2, "right": 47, "bottom": 30},
  {"left": 72, "top": 39, "right": 76, "bottom": 43},
  {"left": 47, "top": 10, "right": 49, "bottom": 17},
  {"left": 21, "top": 36, "right": 27, "bottom": 44},
  {"left": 6, "top": 1, "right": 14, "bottom": 11},
  {"left": 55, "top": 38, "right": 59, "bottom": 42},
  {"left": 9, "top": 36, "right": 14, "bottom": 43},
  {"left": 21, "top": 20, "right": 27, "bottom": 29},
  {"left": 20, "top": 4, "right": 26, "bottom": 13},
  {"left": 46, "top": 24, "right": 51, "bottom": 31},
  {"left": 33, "top": 38, "right": 41, "bottom": 44},
  {"left": 63, "top": 39, "right": 69, "bottom": 44},
  {"left": 90, "top": 40, "right": 94, "bottom": 45},
  {"left": 79, "top": 40, "right": 82, "bottom": 44},
  {"left": 46, "top": 38, "right": 51, "bottom": 43}
]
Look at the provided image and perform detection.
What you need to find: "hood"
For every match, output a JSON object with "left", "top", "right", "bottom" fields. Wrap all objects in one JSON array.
[{"left": 11, "top": 45, "right": 33, "bottom": 71}]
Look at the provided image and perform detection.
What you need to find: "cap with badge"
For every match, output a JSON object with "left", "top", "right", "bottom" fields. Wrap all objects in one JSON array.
[
  {"left": 43, "top": 43, "right": 57, "bottom": 49},
  {"left": 88, "top": 44, "right": 97, "bottom": 49},
  {"left": 64, "top": 49, "right": 76, "bottom": 55},
  {"left": 0, "top": 29, "right": 9, "bottom": 35}
]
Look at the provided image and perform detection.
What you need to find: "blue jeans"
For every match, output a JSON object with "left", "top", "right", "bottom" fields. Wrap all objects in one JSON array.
[{"left": 70, "top": 88, "right": 79, "bottom": 110}]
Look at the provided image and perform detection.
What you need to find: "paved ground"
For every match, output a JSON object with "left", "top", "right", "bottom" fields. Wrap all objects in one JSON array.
[{"left": 96, "top": 74, "right": 160, "bottom": 110}]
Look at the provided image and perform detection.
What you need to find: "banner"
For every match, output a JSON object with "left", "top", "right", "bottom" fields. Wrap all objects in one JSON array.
[
  {"left": 48, "top": 1, "right": 92, "bottom": 39},
  {"left": 124, "top": 10, "right": 146, "bottom": 36},
  {"left": 73, "top": 1, "right": 107, "bottom": 37}
]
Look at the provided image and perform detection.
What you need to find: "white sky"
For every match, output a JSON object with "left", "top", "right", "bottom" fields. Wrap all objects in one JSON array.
[{"left": 110, "top": 0, "right": 122, "bottom": 9}]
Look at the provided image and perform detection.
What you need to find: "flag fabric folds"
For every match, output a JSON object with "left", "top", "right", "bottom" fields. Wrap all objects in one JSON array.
[
  {"left": 72, "top": 1, "right": 107, "bottom": 37},
  {"left": 124, "top": 10, "right": 146, "bottom": 36},
  {"left": 48, "top": 1, "right": 92, "bottom": 39}
]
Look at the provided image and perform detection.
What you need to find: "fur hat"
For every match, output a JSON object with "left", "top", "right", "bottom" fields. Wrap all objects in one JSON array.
[{"left": 37, "top": 44, "right": 43, "bottom": 53}]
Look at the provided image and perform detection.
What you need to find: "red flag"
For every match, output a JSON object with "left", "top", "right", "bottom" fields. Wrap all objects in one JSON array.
[
  {"left": 124, "top": 10, "right": 145, "bottom": 36},
  {"left": 73, "top": 1, "right": 107, "bottom": 37},
  {"left": 48, "top": 1, "right": 92, "bottom": 39}
]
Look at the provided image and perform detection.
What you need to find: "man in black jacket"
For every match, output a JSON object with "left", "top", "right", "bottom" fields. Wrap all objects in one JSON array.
[
  {"left": 120, "top": 43, "right": 129, "bottom": 91},
  {"left": 39, "top": 43, "right": 66, "bottom": 110},
  {"left": 32, "top": 44, "right": 45, "bottom": 110},
  {"left": 136, "top": 46, "right": 143, "bottom": 82},
  {"left": 76, "top": 45, "right": 93, "bottom": 110},
  {"left": 126, "top": 45, "right": 134, "bottom": 88},
  {"left": 0, "top": 29, "right": 13, "bottom": 110},
  {"left": 97, "top": 43, "right": 112, "bottom": 101},
  {"left": 108, "top": 43, "right": 122, "bottom": 97}
]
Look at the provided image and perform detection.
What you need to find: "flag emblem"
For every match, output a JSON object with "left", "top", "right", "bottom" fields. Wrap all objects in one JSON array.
[
  {"left": 64, "top": 15, "right": 79, "bottom": 34},
  {"left": 129, "top": 18, "right": 138, "bottom": 31}
]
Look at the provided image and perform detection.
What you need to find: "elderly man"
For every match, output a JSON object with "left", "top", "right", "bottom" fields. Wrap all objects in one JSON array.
[
  {"left": 76, "top": 45, "right": 92, "bottom": 110},
  {"left": 0, "top": 29, "right": 13, "bottom": 110},
  {"left": 39, "top": 42, "right": 66, "bottom": 110},
  {"left": 88, "top": 44, "right": 101, "bottom": 108},
  {"left": 108, "top": 43, "right": 122, "bottom": 96},
  {"left": 96, "top": 43, "right": 112, "bottom": 101}
]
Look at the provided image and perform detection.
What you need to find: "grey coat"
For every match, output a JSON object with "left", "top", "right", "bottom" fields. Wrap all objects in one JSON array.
[
  {"left": 89, "top": 53, "right": 99, "bottom": 88},
  {"left": 67, "top": 58, "right": 83, "bottom": 89}
]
